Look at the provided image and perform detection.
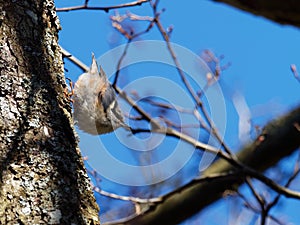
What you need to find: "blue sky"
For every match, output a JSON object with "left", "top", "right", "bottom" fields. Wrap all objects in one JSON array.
[{"left": 56, "top": 0, "right": 300, "bottom": 224}]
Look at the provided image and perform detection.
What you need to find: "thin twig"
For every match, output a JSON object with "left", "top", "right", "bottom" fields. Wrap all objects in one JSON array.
[
  {"left": 266, "top": 166, "right": 300, "bottom": 212},
  {"left": 92, "top": 185, "right": 162, "bottom": 204},
  {"left": 236, "top": 191, "right": 285, "bottom": 225},
  {"left": 151, "top": 2, "right": 234, "bottom": 157},
  {"left": 111, "top": 13, "right": 156, "bottom": 87},
  {"left": 246, "top": 178, "right": 267, "bottom": 225},
  {"left": 113, "top": 39, "right": 131, "bottom": 87},
  {"left": 161, "top": 117, "right": 202, "bottom": 130},
  {"left": 246, "top": 178, "right": 265, "bottom": 208},
  {"left": 291, "top": 64, "right": 300, "bottom": 83},
  {"left": 243, "top": 166, "right": 300, "bottom": 200},
  {"left": 56, "top": 0, "right": 150, "bottom": 12},
  {"left": 61, "top": 47, "right": 89, "bottom": 72},
  {"left": 139, "top": 97, "right": 195, "bottom": 114}
]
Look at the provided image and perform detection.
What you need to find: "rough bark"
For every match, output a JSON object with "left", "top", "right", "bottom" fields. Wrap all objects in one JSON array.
[
  {"left": 213, "top": 0, "right": 300, "bottom": 28},
  {"left": 122, "top": 106, "right": 300, "bottom": 225},
  {"left": 0, "top": 0, "right": 100, "bottom": 224}
]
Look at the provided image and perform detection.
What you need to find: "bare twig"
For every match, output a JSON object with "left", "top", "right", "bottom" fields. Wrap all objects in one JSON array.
[
  {"left": 151, "top": 2, "right": 234, "bottom": 157},
  {"left": 291, "top": 64, "right": 300, "bottom": 83},
  {"left": 61, "top": 48, "right": 89, "bottom": 72},
  {"left": 265, "top": 165, "right": 300, "bottom": 214},
  {"left": 111, "top": 12, "right": 156, "bottom": 86},
  {"left": 160, "top": 117, "right": 202, "bottom": 130},
  {"left": 236, "top": 191, "right": 285, "bottom": 225},
  {"left": 92, "top": 185, "right": 162, "bottom": 204},
  {"left": 113, "top": 39, "right": 131, "bottom": 86},
  {"left": 139, "top": 97, "right": 194, "bottom": 114},
  {"left": 246, "top": 178, "right": 265, "bottom": 208},
  {"left": 56, "top": 0, "right": 150, "bottom": 12},
  {"left": 243, "top": 166, "right": 300, "bottom": 200},
  {"left": 241, "top": 158, "right": 300, "bottom": 225},
  {"left": 246, "top": 178, "right": 267, "bottom": 225}
]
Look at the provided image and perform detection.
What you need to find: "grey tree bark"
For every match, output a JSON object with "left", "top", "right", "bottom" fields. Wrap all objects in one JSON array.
[{"left": 0, "top": 0, "right": 100, "bottom": 224}]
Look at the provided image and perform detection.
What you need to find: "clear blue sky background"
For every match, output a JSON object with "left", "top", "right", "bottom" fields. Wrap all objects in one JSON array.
[{"left": 56, "top": 0, "right": 300, "bottom": 224}]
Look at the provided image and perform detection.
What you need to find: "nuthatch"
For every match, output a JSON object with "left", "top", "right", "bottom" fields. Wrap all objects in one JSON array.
[{"left": 73, "top": 54, "right": 129, "bottom": 135}]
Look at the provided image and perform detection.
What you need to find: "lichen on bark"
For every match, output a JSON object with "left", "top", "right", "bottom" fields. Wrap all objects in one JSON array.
[{"left": 0, "top": 0, "right": 100, "bottom": 224}]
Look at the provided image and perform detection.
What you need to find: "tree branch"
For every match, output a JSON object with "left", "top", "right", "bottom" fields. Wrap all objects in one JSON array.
[
  {"left": 120, "top": 106, "right": 300, "bottom": 225},
  {"left": 212, "top": 0, "right": 300, "bottom": 28},
  {"left": 56, "top": 0, "right": 149, "bottom": 12}
]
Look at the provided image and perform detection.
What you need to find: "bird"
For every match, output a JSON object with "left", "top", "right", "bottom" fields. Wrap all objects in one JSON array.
[{"left": 73, "top": 53, "right": 129, "bottom": 135}]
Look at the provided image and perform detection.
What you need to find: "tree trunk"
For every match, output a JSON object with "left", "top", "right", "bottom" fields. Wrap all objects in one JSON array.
[{"left": 0, "top": 0, "right": 100, "bottom": 224}]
